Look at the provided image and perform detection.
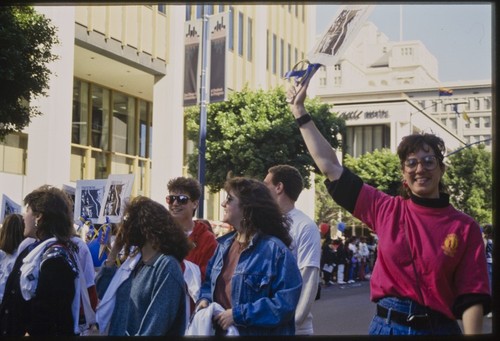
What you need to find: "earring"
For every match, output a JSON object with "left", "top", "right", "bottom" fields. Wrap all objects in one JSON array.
[
  {"left": 403, "top": 180, "right": 408, "bottom": 188},
  {"left": 34, "top": 220, "right": 38, "bottom": 228}
]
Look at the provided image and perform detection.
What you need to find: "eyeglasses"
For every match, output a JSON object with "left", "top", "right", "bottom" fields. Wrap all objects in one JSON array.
[
  {"left": 404, "top": 155, "right": 439, "bottom": 171},
  {"left": 166, "top": 195, "right": 190, "bottom": 205}
]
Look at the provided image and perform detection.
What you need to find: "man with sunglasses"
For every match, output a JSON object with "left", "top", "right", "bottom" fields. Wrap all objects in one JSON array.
[{"left": 166, "top": 177, "right": 218, "bottom": 320}]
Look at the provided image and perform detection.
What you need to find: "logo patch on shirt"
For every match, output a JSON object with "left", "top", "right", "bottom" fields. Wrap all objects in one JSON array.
[{"left": 441, "top": 233, "right": 459, "bottom": 257}]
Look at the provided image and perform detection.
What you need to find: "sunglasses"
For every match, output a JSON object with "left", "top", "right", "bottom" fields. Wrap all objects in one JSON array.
[
  {"left": 166, "top": 195, "right": 190, "bottom": 205},
  {"left": 404, "top": 155, "right": 438, "bottom": 172}
]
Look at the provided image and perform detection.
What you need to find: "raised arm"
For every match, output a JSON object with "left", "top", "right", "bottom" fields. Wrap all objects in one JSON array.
[{"left": 288, "top": 80, "right": 344, "bottom": 181}]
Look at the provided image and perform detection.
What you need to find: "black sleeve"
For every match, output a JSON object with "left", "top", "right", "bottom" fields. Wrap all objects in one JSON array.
[
  {"left": 324, "top": 167, "right": 364, "bottom": 213},
  {"left": 452, "top": 293, "right": 491, "bottom": 319},
  {"left": 29, "top": 258, "right": 77, "bottom": 336}
]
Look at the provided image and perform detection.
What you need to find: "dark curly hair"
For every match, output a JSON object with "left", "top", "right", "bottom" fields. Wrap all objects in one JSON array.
[
  {"left": 396, "top": 133, "right": 448, "bottom": 198},
  {"left": 118, "top": 196, "right": 191, "bottom": 262},
  {"left": 224, "top": 177, "right": 292, "bottom": 247},
  {"left": 24, "top": 185, "right": 76, "bottom": 249}
]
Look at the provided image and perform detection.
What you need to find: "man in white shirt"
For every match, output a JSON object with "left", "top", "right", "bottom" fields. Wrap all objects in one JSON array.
[{"left": 264, "top": 165, "right": 321, "bottom": 335}]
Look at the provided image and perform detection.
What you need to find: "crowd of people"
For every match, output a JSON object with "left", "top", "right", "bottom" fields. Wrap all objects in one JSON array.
[{"left": 0, "top": 78, "right": 493, "bottom": 336}]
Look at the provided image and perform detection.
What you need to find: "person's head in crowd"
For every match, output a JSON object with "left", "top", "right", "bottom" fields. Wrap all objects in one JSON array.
[{"left": 0, "top": 214, "right": 25, "bottom": 254}]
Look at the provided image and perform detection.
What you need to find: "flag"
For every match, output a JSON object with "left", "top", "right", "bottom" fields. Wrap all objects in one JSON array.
[
  {"left": 438, "top": 87, "right": 453, "bottom": 96},
  {"left": 462, "top": 111, "right": 471, "bottom": 123}
]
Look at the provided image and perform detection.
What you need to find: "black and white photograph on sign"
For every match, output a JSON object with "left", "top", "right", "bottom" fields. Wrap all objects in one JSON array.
[
  {"left": 309, "top": 5, "right": 374, "bottom": 66},
  {"left": 1, "top": 194, "right": 21, "bottom": 224},
  {"left": 99, "top": 174, "right": 134, "bottom": 224},
  {"left": 74, "top": 179, "right": 107, "bottom": 224}
]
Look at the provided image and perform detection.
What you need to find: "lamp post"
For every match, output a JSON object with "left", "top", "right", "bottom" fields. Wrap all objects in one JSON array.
[{"left": 197, "top": 5, "right": 209, "bottom": 219}]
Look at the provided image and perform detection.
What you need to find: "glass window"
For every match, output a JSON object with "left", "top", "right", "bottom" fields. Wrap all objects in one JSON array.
[
  {"left": 185, "top": 5, "right": 191, "bottom": 21},
  {"left": 91, "top": 85, "right": 110, "bottom": 150},
  {"left": 196, "top": 5, "right": 203, "bottom": 19},
  {"left": 346, "top": 125, "right": 390, "bottom": 158},
  {"left": 287, "top": 43, "right": 291, "bottom": 73},
  {"left": 206, "top": 5, "right": 214, "bottom": 15},
  {"left": 238, "top": 12, "right": 243, "bottom": 56},
  {"left": 295, "top": 47, "right": 298, "bottom": 65},
  {"left": 72, "top": 79, "right": 89, "bottom": 145},
  {"left": 158, "top": 4, "right": 166, "bottom": 14},
  {"left": 112, "top": 92, "right": 136, "bottom": 155},
  {"left": 218, "top": 5, "right": 224, "bottom": 13},
  {"left": 247, "top": 17, "right": 252, "bottom": 61},
  {"left": 272, "top": 33, "right": 277, "bottom": 74},
  {"left": 280, "top": 38, "right": 284, "bottom": 77},
  {"left": 228, "top": 6, "right": 234, "bottom": 51},
  {"left": 0, "top": 133, "right": 27, "bottom": 175},
  {"left": 266, "top": 30, "right": 269, "bottom": 70},
  {"left": 483, "top": 116, "right": 491, "bottom": 128},
  {"left": 139, "top": 100, "right": 151, "bottom": 158}
]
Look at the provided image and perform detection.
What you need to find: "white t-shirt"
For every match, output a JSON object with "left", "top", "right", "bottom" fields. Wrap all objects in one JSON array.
[
  {"left": 287, "top": 208, "right": 322, "bottom": 335},
  {"left": 287, "top": 208, "right": 321, "bottom": 270}
]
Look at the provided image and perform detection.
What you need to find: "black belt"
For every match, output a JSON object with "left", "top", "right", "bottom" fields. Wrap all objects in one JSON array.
[{"left": 377, "top": 304, "right": 431, "bottom": 329}]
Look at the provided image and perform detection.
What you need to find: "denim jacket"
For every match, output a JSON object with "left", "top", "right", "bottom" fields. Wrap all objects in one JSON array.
[{"left": 198, "top": 231, "right": 302, "bottom": 335}]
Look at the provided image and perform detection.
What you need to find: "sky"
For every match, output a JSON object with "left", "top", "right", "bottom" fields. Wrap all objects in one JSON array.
[{"left": 315, "top": 4, "right": 492, "bottom": 82}]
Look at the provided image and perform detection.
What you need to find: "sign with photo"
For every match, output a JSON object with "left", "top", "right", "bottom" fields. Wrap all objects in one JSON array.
[
  {"left": 98, "top": 174, "right": 135, "bottom": 224},
  {"left": 74, "top": 179, "right": 107, "bottom": 224},
  {"left": 308, "top": 5, "right": 374, "bottom": 66},
  {"left": 1, "top": 194, "right": 22, "bottom": 224}
]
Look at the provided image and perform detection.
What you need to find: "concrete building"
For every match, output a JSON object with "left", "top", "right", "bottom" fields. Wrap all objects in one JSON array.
[
  {"left": 0, "top": 4, "right": 316, "bottom": 221},
  {"left": 314, "top": 21, "right": 491, "bottom": 158}
]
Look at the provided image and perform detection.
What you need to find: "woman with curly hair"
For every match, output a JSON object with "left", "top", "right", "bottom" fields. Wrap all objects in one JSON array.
[
  {"left": 193, "top": 177, "right": 302, "bottom": 336},
  {"left": 95, "top": 196, "right": 191, "bottom": 336}
]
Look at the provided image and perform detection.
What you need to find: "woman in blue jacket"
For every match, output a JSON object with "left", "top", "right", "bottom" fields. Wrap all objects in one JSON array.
[{"left": 195, "top": 177, "right": 302, "bottom": 335}]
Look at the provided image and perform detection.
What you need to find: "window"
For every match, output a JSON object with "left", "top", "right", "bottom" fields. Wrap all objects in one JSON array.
[
  {"left": 287, "top": 43, "right": 291, "bottom": 72},
  {"left": 334, "top": 64, "right": 341, "bottom": 71},
  {"left": 71, "top": 79, "right": 152, "bottom": 186},
  {"left": 206, "top": 5, "right": 214, "bottom": 15},
  {"left": 185, "top": 5, "right": 191, "bottom": 21},
  {"left": 0, "top": 133, "right": 27, "bottom": 175},
  {"left": 218, "top": 5, "right": 224, "bottom": 13},
  {"left": 346, "top": 125, "right": 390, "bottom": 158},
  {"left": 294, "top": 47, "right": 298, "bottom": 65},
  {"left": 319, "top": 77, "right": 327, "bottom": 86},
  {"left": 228, "top": 7, "right": 234, "bottom": 51},
  {"left": 238, "top": 11, "right": 243, "bottom": 56},
  {"left": 157, "top": 4, "right": 166, "bottom": 14},
  {"left": 280, "top": 38, "right": 284, "bottom": 77},
  {"left": 247, "top": 17, "right": 252, "bottom": 61},
  {"left": 474, "top": 98, "right": 480, "bottom": 110},
  {"left": 272, "top": 33, "right": 277, "bottom": 74},
  {"left": 196, "top": 5, "right": 203, "bottom": 19},
  {"left": 484, "top": 98, "right": 491, "bottom": 110},
  {"left": 266, "top": 30, "right": 269, "bottom": 70},
  {"left": 483, "top": 116, "right": 491, "bottom": 128}
]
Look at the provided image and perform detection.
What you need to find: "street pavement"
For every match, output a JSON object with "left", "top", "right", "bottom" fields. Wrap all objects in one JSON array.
[{"left": 311, "top": 279, "right": 493, "bottom": 336}]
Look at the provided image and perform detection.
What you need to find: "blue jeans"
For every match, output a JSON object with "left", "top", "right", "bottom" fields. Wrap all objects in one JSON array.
[{"left": 369, "top": 297, "right": 462, "bottom": 335}]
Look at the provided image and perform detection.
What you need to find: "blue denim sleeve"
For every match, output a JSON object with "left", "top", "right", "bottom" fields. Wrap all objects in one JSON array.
[{"left": 232, "top": 243, "right": 302, "bottom": 329}]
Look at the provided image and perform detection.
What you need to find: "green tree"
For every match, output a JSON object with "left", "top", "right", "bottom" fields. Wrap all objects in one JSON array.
[
  {"left": 343, "top": 148, "right": 402, "bottom": 195},
  {"left": 315, "top": 148, "right": 401, "bottom": 231},
  {"left": 185, "top": 86, "right": 345, "bottom": 192},
  {"left": 444, "top": 144, "right": 492, "bottom": 224},
  {"left": 0, "top": 6, "right": 59, "bottom": 140}
]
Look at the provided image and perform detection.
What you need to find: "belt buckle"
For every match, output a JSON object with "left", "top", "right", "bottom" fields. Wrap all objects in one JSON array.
[{"left": 406, "top": 313, "right": 429, "bottom": 324}]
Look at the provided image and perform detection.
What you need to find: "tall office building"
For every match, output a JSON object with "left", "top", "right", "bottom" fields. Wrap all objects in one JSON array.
[{"left": 0, "top": 4, "right": 314, "bottom": 220}]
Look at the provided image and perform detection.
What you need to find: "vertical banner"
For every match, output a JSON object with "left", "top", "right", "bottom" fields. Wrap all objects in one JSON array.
[
  {"left": 209, "top": 12, "right": 228, "bottom": 103},
  {"left": 184, "top": 20, "right": 202, "bottom": 107}
]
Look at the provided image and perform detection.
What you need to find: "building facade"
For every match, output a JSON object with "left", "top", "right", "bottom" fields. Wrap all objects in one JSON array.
[{"left": 0, "top": 4, "right": 316, "bottom": 220}]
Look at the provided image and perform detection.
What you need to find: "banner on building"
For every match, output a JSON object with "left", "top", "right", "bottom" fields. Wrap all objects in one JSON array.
[
  {"left": 209, "top": 12, "right": 228, "bottom": 103},
  {"left": 184, "top": 20, "right": 202, "bottom": 107},
  {"left": 308, "top": 5, "right": 374, "bottom": 66}
]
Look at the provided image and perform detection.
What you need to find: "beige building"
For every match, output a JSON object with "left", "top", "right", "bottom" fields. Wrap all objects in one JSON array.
[
  {"left": 313, "top": 21, "right": 491, "bottom": 157},
  {"left": 0, "top": 4, "right": 315, "bottom": 220}
]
